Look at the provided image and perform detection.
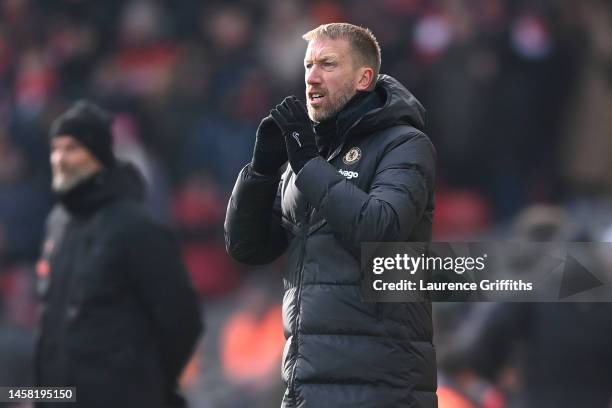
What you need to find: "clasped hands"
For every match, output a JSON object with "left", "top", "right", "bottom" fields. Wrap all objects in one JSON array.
[{"left": 251, "top": 96, "right": 319, "bottom": 175}]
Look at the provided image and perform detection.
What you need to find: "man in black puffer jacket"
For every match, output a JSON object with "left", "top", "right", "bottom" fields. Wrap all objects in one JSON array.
[
  {"left": 225, "top": 23, "right": 437, "bottom": 407},
  {"left": 35, "top": 100, "right": 203, "bottom": 408}
]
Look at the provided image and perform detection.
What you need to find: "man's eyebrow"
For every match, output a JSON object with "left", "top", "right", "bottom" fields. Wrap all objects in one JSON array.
[{"left": 304, "top": 55, "right": 338, "bottom": 64}]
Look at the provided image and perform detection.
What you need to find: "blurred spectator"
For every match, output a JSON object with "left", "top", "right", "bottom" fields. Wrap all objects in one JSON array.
[
  {"left": 172, "top": 171, "right": 242, "bottom": 298},
  {"left": 220, "top": 284, "right": 284, "bottom": 403},
  {"left": 113, "top": 112, "right": 172, "bottom": 221},
  {"left": 453, "top": 206, "right": 612, "bottom": 407},
  {"left": 0, "top": 133, "right": 51, "bottom": 263},
  {"left": 562, "top": 0, "right": 612, "bottom": 194}
]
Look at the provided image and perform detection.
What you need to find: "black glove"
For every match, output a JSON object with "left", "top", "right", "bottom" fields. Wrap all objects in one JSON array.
[
  {"left": 251, "top": 115, "right": 287, "bottom": 175},
  {"left": 270, "top": 96, "right": 319, "bottom": 173}
]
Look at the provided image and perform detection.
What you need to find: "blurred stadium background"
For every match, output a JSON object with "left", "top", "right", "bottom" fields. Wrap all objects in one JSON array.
[{"left": 1, "top": 0, "right": 612, "bottom": 407}]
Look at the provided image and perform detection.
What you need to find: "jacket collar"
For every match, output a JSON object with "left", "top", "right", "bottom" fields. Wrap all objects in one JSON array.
[
  {"left": 313, "top": 90, "right": 383, "bottom": 160},
  {"left": 318, "top": 75, "right": 425, "bottom": 162},
  {"left": 57, "top": 163, "right": 145, "bottom": 217}
]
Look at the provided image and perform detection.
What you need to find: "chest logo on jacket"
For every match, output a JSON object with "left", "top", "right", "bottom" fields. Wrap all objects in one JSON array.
[
  {"left": 343, "top": 147, "right": 362, "bottom": 165},
  {"left": 339, "top": 169, "right": 359, "bottom": 179}
]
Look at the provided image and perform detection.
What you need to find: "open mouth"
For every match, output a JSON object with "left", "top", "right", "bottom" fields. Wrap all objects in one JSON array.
[{"left": 308, "top": 92, "right": 325, "bottom": 105}]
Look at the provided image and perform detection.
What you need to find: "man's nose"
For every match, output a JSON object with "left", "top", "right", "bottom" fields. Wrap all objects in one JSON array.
[
  {"left": 50, "top": 150, "right": 65, "bottom": 167},
  {"left": 306, "top": 66, "right": 322, "bottom": 85}
]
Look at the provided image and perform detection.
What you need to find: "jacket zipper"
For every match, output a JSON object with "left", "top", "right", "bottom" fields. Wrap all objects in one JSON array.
[
  {"left": 327, "top": 117, "right": 364, "bottom": 163},
  {"left": 287, "top": 116, "right": 363, "bottom": 397},
  {"left": 287, "top": 204, "right": 311, "bottom": 398}
]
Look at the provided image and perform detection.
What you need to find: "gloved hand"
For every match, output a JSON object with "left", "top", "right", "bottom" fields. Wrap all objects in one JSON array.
[
  {"left": 270, "top": 96, "right": 319, "bottom": 173},
  {"left": 251, "top": 115, "right": 287, "bottom": 175}
]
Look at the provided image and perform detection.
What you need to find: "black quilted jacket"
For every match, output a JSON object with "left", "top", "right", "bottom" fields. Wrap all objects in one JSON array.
[{"left": 225, "top": 75, "right": 437, "bottom": 408}]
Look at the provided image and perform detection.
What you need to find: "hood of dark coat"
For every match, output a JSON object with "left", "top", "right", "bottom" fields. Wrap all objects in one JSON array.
[
  {"left": 58, "top": 162, "right": 145, "bottom": 216},
  {"left": 338, "top": 74, "right": 426, "bottom": 138}
]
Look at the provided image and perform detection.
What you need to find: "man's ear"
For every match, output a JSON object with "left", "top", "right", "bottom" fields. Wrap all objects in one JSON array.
[{"left": 356, "top": 67, "right": 375, "bottom": 91}]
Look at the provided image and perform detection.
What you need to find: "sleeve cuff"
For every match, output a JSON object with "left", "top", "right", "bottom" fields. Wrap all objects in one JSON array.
[
  {"left": 232, "top": 163, "right": 281, "bottom": 210},
  {"left": 294, "top": 157, "right": 345, "bottom": 208}
]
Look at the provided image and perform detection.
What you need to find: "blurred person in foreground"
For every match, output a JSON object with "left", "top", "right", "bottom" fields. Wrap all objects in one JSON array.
[
  {"left": 459, "top": 205, "right": 612, "bottom": 407},
  {"left": 225, "top": 23, "right": 437, "bottom": 407},
  {"left": 35, "top": 101, "right": 203, "bottom": 408}
]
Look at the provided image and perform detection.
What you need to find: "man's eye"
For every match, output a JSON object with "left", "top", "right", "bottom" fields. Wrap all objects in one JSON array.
[{"left": 305, "top": 63, "right": 313, "bottom": 69}]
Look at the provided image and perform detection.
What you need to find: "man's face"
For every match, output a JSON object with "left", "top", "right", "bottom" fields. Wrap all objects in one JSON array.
[
  {"left": 304, "top": 37, "right": 362, "bottom": 122},
  {"left": 50, "top": 136, "right": 103, "bottom": 192}
]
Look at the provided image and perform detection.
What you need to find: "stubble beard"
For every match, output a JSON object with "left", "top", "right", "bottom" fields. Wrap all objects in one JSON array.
[
  {"left": 51, "top": 168, "right": 94, "bottom": 193},
  {"left": 307, "top": 83, "right": 356, "bottom": 123}
]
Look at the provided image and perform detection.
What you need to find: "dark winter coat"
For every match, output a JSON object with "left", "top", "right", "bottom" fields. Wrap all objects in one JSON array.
[
  {"left": 225, "top": 75, "right": 437, "bottom": 407},
  {"left": 35, "top": 164, "right": 202, "bottom": 408}
]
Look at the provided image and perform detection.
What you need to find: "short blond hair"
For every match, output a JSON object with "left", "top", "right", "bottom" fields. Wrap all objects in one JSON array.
[{"left": 303, "top": 23, "right": 381, "bottom": 89}]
